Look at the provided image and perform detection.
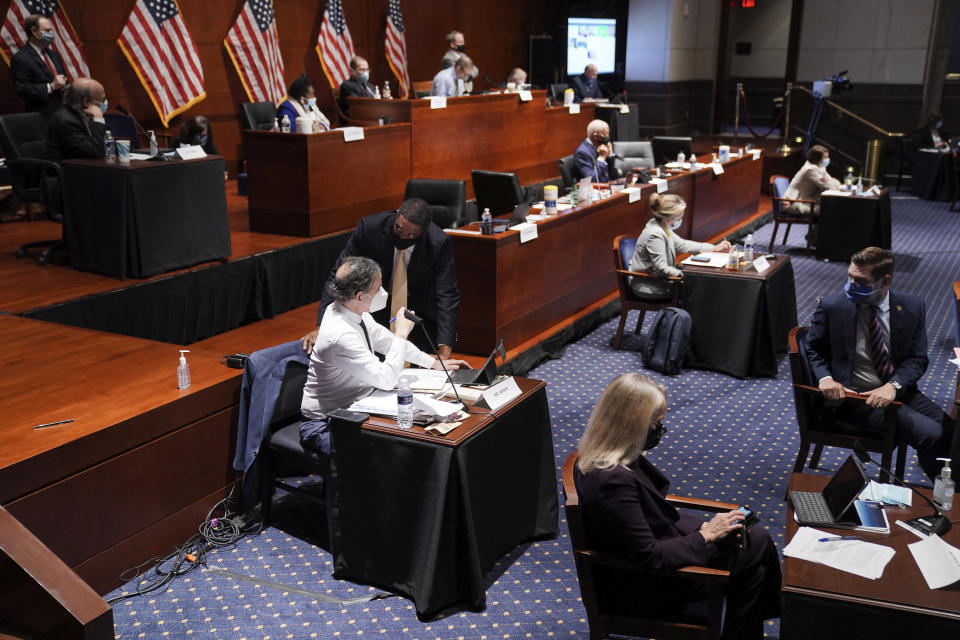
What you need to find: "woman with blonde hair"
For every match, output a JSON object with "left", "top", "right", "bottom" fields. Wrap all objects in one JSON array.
[
  {"left": 574, "top": 373, "right": 781, "bottom": 640},
  {"left": 628, "top": 193, "right": 730, "bottom": 299}
]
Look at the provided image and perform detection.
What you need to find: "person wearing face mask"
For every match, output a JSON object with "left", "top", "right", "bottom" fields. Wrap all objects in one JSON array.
[
  {"left": 440, "top": 30, "right": 478, "bottom": 92},
  {"left": 570, "top": 64, "right": 603, "bottom": 103},
  {"left": 807, "top": 246, "right": 954, "bottom": 481},
  {"left": 299, "top": 256, "right": 469, "bottom": 455},
  {"left": 10, "top": 14, "right": 69, "bottom": 119},
  {"left": 45, "top": 77, "right": 108, "bottom": 163},
  {"left": 574, "top": 119, "right": 613, "bottom": 183},
  {"left": 174, "top": 115, "right": 218, "bottom": 155},
  {"left": 338, "top": 56, "right": 376, "bottom": 116},
  {"left": 627, "top": 193, "right": 731, "bottom": 300},
  {"left": 913, "top": 112, "right": 949, "bottom": 151},
  {"left": 276, "top": 74, "right": 330, "bottom": 133},
  {"left": 782, "top": 144, "right": 841, "bottom": 217},
  {"left": 302, "top": 198, "right": 462, "bottom": 359},
  {"left": 431, "top": 56, "right": 474, "bottom": 98},
  {"left": 574, "top": 373, "right": 781, "bottom": 640}
]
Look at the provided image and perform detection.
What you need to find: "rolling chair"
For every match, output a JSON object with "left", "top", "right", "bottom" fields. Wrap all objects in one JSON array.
[
  {"left": 769, "top": 174, "right": 817, "bottom": 253},
  {"left": 548, "top": 83, "right": 569, "bottom": 104},
  {"left": 612, "top": 141, "right": 655, "bottom": 173},
  {"left": 103, "top": 112, "right": 142, "bottom": 147},
  {"left": 412, "top": 81, "right": 433, "bottom": 98},
  {"left": 563, "top": 451, "right": 730, "bottom": 640},
  {"left": 404, "top": 178, "right": 466, "bottom": 229},
  {"left": 0, "top": 112, "right": 67, "bottom": 265},
  {"left": 240, "top": 101, "right": 278, "bottom": 131},
  {"left": 651, "top": 136, "right": 693, "bottom": 165},
  {"left": 611, "top": 234, "right": 681, "bottom": 349},
  {"left": 471, "top": 170, "right": 525, "bottom": 215},
  {"left": 558, "top": 155, "right": 577, "bottom": 191}
]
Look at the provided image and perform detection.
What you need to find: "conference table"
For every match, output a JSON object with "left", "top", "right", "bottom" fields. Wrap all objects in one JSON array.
[
  {"left": 62, "top": 156, "right": 231, "bottom": 278},
  {"left": 816, "top": 189, "right": 892, "bottom": 262},
  {"left": 911, "top": 149, "right": 954, "bottom": 202},
  {"left": 448, "top": 153, "right": 764, "bottom": 355},
  {"left": 326, "top": 377, "right": 558, "bottom": 618},
  {"left": 781, "top": 473, "right": 960, "bottom": 638},
  {"left": 681, "top": 254, "right": 797, "bottom": 378}
]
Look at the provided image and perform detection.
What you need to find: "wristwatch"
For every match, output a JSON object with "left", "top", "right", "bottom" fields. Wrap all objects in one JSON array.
[{"left": 890, "top": 380, "right": 902, "bottom": 395}]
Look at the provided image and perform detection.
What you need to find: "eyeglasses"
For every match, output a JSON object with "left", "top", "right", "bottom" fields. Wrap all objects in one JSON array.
[{"left": 650, "top": 419, "right": 667, "bottom": 434}]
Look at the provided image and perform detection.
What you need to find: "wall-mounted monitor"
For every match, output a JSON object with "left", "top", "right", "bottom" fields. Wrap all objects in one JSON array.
[{"left": 567, "top": 17, "right": 617, "bottom": 76}]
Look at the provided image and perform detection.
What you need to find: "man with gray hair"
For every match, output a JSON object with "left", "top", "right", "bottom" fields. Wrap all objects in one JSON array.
[
  {"left": 573, "top": 119, "right": 611, "bottom": 183},
  {"left": 45, "top": 77, "right": 108, "bottom": 163},
  {"left": 571, "top": 63, "right": 602, "bottom": 102},
  {"left": 431, "top": 55, "right": 474, "bottom": 98},
  {"left": 440, "top": 29, "right": 478, "bottom": 92},
  {"left": 339, "top": 55, "right": 375, "bottom": 115},
  {"left": 299, "top": 256, "right": 468, "bottom": 455}
]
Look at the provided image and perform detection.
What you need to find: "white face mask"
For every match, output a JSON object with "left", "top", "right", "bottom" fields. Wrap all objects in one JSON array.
[
  {"left": 820, "top": 157, "right": 830, "bottom": 169},
  {"left": 670, "top": 218, "right": 683, "bottom": 230},
  {"left": 366, "top": 286, "right": 388, "bottom": 313}
]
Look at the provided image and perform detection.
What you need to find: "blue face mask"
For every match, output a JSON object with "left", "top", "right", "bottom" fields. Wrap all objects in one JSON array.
[
  {"left": 305, "top": 97, "right": 316, "bottom": 108},
  {"left": 195, "top": 134, "right": 208, "bottom": 146},
  {"left": 359, "top": 71, "right": 369, "bottom": 83},
  {"left": 100, "top": 99, "right": 108, "bottom": 113},
  {"left": 670, "top": 218, "right": 683, "bottom": 230},
  {"left": 844, "top": 280, "right": 881, "bottom": 304},
  {"left": 39, "top": 30, "right": 55, "bottom": 46},
  {"left": 821, "top": 157, "right": 830, "bottom": 169}
]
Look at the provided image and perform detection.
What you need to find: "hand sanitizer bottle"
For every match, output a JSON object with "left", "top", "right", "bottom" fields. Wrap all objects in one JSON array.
[
  {"left": 177, "top": 350, "right": 191, "bottom": 390},
  {"left": 383, "top": 80, "right": 392, "bottom": 99},
  {"left": 148, "top": 130, "right": 159, "bottom": 157},
  {"left": 374, "top": 85, "right": 382, "bottom": 99},
  {"left": 933, "top": 457, "right": 954, "bottom": 510},
  {"left": 480, "top": 208, "right": 493, "bottom": 235},
  {"left": 396, "top": 376, "right": 413, "bottom": 429}
]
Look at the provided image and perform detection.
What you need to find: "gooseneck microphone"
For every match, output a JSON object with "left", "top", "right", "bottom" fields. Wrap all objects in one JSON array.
[
  {"left": 115, "top": 104, "right": 151, "bottom": 140},
  {"left": 852, "top": 440, "right": 951, "bottom": 536},
  {"left": 402, "top": 310, "right": 470, "bottom": 413}
]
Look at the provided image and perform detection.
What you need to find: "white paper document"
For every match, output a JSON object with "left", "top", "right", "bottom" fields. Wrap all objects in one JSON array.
[
  {"left": 908, "top": 535, "right": 960, "bottom": 589},
  {"left": 129, "top": 152, "right": 152, "bottom": 161},
  {"left": 783, "top": 527, "right": 895, "bottom": 580},
  {"left": 680, "top": 252, "right": 729, "bottom": 268},
  {"left": 347, "top": 389, "right": 461, "bottom": 418},
  {"left": 822, "top": 190, "right": 852, "bottom": 197}
]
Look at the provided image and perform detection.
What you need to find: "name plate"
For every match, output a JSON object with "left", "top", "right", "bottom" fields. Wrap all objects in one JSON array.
[
  {"left": 518, "top": 90, "right": 533, "bottom": 102},
  {"left": 568, "top": 103, "right": 581, "bottom": 114},
  {"left": 622, "top": 186, "right": 642, "bottom": 203},
  {"left": 711, "top": 162, "right": 724, "bottom": 175},
  {"left": 650, "top": 178, "right": 668, "bottom": 193},
  {"left": 509, "top": 221, "right": 538, "bottom": 244},
  {"left": 175, "top": 145, "right": 207, "bottom": 160},
  {"left": 430, "top": 96, "right": 447, "bottom": 109},
  {"left": 481, "top": 376, "right": 522, "bottom": 412},
  {"left": 753, "top": 255, "right": 771, "bottom": 274},
  {"left": 619, "top": 104, "right": 629, "bottom": 114},
  {"left": 750, "top": 149, "right": 762, "bottom": 161},
  {"left": 340, "top": 126, "right": 365, "bottom": 142}
]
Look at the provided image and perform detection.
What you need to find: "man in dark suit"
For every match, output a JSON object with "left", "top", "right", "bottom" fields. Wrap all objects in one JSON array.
[
  {"left": 570, "top": 64, "right": 602, "bottom": 103},
  {"left": 338, "top": 56, "right": 375, "bottom": 116},
  {"left": 302, "top": 198, "right": 461, "bottom": 358},
  {"left": 573, "top": 119, "right": 611, "bottom": 182},
  {"left": 807, "top": 246, "right": 953, "bottom": 480},
  {"left": 10, "top": 14, "right": 68, "bottom": 119},
  {"left": 46, "top": 77, "right": 107, "bottom": 163}
]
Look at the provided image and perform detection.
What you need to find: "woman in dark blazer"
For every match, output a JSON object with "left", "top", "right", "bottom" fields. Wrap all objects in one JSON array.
[
  {"left": 174, "top": 116, "right": 218, "bottom": 155},
  {"left": 574, "top": 373, "right": 781, "bottom": 640}
]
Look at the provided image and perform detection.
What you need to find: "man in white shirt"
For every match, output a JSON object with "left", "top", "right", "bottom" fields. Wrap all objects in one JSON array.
[
  {"left": 299, "top": 256, "right": 468, "bottom": 454},
  {"left": 431, "top": 56, "right": 474, "bottom": 98}
]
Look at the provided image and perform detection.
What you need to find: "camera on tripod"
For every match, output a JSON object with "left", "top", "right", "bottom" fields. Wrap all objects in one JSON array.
[{"left": 812, "top": 70, "right": 853, "bottom": 98}]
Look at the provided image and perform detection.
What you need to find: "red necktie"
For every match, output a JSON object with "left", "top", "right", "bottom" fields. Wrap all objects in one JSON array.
[{"left": 41, "top": 50, "right": 58, "bottom": 78}]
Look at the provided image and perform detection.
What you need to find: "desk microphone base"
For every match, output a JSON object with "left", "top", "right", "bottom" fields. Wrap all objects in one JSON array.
[{"left": 905, "top": 513, "right": 952, "bottom": 536}]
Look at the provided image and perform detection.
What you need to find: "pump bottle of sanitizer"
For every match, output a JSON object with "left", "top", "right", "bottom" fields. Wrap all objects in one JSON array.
[{"left": 177, "top": 350, "right": 191, "bottom": 390}]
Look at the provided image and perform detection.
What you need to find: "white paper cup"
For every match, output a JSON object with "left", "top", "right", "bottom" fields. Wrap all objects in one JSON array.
[{"left": 116, "top": 139, "right": 131, "bottom": 164}]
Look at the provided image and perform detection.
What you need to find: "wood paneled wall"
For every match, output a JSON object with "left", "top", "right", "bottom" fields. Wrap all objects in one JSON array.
[{"left": 0, "top": 0, "right": 554, "bottom": 171}]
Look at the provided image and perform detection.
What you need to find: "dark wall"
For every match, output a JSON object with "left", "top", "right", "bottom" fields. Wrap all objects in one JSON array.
[{"left": 0, "top": 0, "right": 552, "bottom": 171}]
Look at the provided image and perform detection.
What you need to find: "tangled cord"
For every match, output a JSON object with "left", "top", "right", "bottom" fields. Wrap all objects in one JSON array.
[{"left": 106, "top": 489, "right": 261, "bottom": 605}]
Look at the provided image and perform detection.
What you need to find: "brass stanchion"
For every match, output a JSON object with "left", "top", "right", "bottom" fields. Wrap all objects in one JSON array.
[{"left": 778, "top": 82, "right": 793, "bottom": 153}]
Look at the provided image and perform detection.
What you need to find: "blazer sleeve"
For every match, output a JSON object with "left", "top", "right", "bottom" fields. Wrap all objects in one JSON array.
[
  {"left": 891, "top": 298, "right": 929, "bottom": 390},
  {"left": 806, "top": 297, "right": 834, "bottom": 383},
  {"left": 574, "top": 144, "right": 603, "bottom": 181},
  {"left": 432, "top": 234, "right": 461, "bottom": 346},
  {"left": 594, "top": 471, "right": 715, "bottom": 569},
  {"left": 672, "top": 236, "right": 713, "bottom": 256}
]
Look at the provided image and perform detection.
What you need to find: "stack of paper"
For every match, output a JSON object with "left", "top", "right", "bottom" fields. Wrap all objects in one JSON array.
[
  {"left": 783, "top": 527, "right": 895, "bottom": 579},
  {"left": 347, "top": 390, "right": 462, "bottom": 419},
  {"left": 908, "top": 535, "right": 960, "bottom": 589},
  {"left": 680, "top": 252, "right": 731, "bottom": 268}
]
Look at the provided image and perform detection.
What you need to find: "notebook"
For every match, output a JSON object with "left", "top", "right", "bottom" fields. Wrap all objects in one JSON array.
[{"left": 789, "top": 455, "right": 869, "bottom": 529}]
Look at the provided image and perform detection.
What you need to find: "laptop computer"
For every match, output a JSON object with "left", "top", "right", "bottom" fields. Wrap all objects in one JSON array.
[
  {"left": 789, "top": 455, "right": 869, "bottom": 528},
  {"left": 448, "top": 343, "right": 500, "bottom": 386}
]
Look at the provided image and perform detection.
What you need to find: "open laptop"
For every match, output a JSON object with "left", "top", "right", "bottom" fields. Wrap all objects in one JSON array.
[
  {"left": 448, "top": 343, "right": 500, "bottom": 386},
  {"left": 789, "top": 455, "right": 869, "bottom": 528}
]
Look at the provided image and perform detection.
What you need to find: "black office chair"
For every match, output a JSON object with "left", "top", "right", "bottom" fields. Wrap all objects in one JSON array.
[
  {"left": 239, "top": 101, "right": 278, "bottom": 131},
  {"left": 104, "top": 113, "right": 142, "bottom": 147},
  {"left": 612, "top": 141, "right": 656, "bottom": 173},
  {"left": 471, "top": 170, "right": 525, "bottom": 216},
  {"left": 0, "top": 112, "right": 67, "bottom": 265},
  {"left": 549, "top": 83, "right": 569, "bottom": 104},
  {"left": 404, "top": 178, "right": 467, "bottom": 229},
  {"left": 558, "top": 155, "right": 577, "bottom": 191},
  {"left": 651, "top": 136, "right": 693, "bottom": 165}
]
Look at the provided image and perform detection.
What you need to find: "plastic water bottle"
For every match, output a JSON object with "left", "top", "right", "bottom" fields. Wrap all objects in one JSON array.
[
  {"left": 744, "top": 234, "right": 755, "bottom": 264},
  {"left": 280, "top": 114, "right": 291, "bottom": 133},
  {"left": 177, "top": 350, "right": 191, "bottom": 390},
  {"left": 374, "top": 85, "right": 382, "bottom": 99},
  {"left": 690, "top": 153, "right": 697, "bottom": 168},
  {"left": 104, "top": 129, "right": 116, "bottom": 163},
  {"left": 726, "top": 245, "right": 740, "bottom": 271},
  {"left": 148, "top": 130, "right": 158, "bottom": 157},
  {"left": 396, "top": 377, "right": 413, "bottom": 429},
  {"left": 271, "top": 118, "right": 279, "bottom": 132},
  {"left": 569, "top": 180, "right": 579, "bottom": 207},
  {"left": 383, "top": 80, "right": 392, "bottom": 99},
  {"left": 481, "top": 207, "right": 493, "bottom": 235},
  {"left": 677, "top": 150, "right": 685, "bottom": 164}
]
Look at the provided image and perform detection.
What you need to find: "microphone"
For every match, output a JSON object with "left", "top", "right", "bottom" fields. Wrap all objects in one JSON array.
[
  {"left": 402, "top": 310, "right": 470, "bottom": 413},
  {"left": 852, "top": 440, "right": 951, "bottom": 536}
]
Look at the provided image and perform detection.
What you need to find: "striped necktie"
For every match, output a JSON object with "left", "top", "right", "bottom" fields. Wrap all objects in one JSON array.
[{"left": 867, "top": 305, "right": 894, "bottom": 381}]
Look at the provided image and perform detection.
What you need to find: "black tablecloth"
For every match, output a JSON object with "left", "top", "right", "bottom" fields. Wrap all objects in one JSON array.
[
  {"left": 911, "top": 150, "right": 954, "bottom": 201},
  {"left": 594, "top": 104, "right": 639, "bottom": 141},
  {"left": 327, "top": 384, "right": 558, "bottom": 618},
  {"left": 63, "top": 157, "right": 230, "bottom": 278},
  {"left": 682, "top": 259, "right": 798, "bottom": 378},
  {"left": 816, "top": 191, "right": 892, "bottom": 262}
]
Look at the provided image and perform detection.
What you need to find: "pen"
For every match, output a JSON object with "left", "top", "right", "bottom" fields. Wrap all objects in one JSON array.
[
  {"left": 818, "top": 536, "right": 860, "bottom": 543},
  {"left": 33, "top": 419, "right": 74, "bottom": 430}
]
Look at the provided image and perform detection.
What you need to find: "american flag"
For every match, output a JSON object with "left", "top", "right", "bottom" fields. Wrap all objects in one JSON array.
[
  {"left": 315, "top": 0, "right": 355, "bottom": 88},
  {"left": 384, "top": 0, "right": 409, "bottom": 98},
  {"left": 118, "top": 0, "right": 205, "bottom": 127},
  {"left": 0, "top": 0, "right": 89, "bottom": 79},
  {"left": 224, "top": 0, "right": 285, "bottom": 104}
]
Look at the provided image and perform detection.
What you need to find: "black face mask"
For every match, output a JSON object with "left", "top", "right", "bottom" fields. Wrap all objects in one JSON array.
[
  {"left": 393, "top": 235, "right": 416, "bottom": 250},
  {"left": 643, "top": 420, "right": 666, "bottom": 451},
  {"left": 456, "top": 44, "right": 466, "bottom": 53},
  {"left": 600, "top": 135, "right": 612, "bottom": 145}
]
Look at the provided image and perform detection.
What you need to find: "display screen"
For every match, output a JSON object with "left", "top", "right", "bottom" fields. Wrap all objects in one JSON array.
[{"left": 567, "top": 18, "right": 617, "bottom": 76}]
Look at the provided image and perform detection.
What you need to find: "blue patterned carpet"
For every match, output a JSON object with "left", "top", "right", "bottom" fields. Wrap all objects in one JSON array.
[{"left": 108, "top": 192, "right": 960, "bottom": 639}]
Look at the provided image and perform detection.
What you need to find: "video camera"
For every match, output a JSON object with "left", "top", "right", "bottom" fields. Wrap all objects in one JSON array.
[{"left": 812, "top": 70, "right": 853, "bottom": 98}]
